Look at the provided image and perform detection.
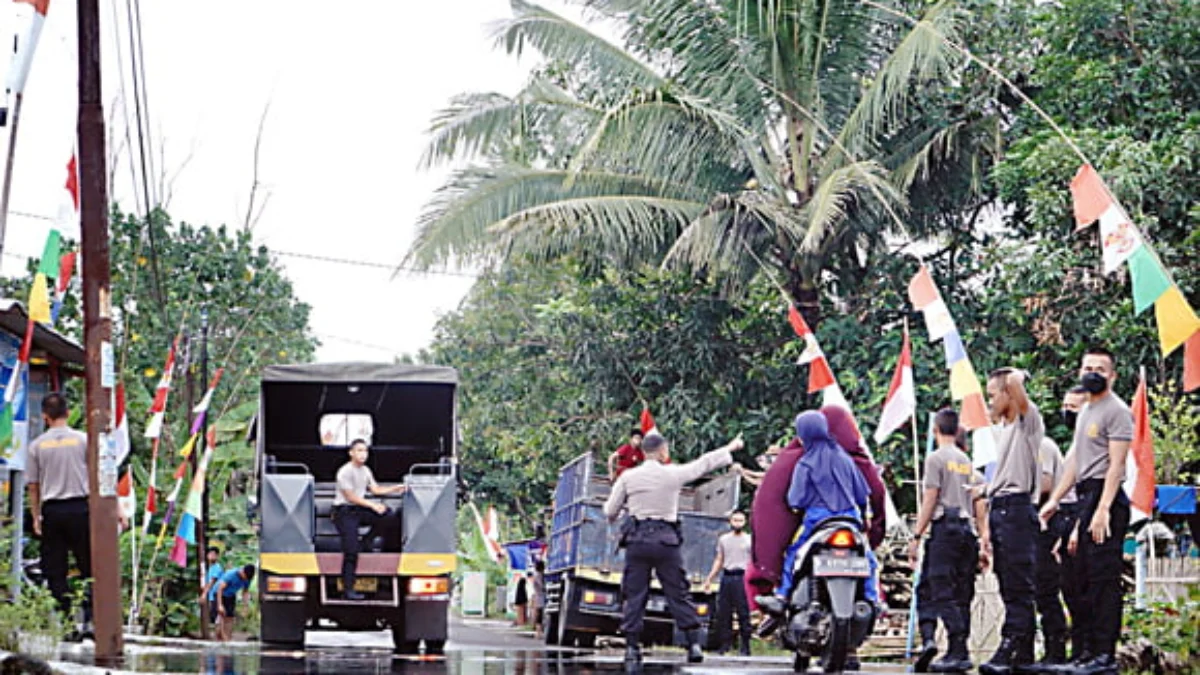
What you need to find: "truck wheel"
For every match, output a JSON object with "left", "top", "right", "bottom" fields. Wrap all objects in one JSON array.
[
  {"left": 543, "top": 611, "right": 561, "bottom": 645},
  {"left": 794, "top": 653, "right": 811, "bottom": 672},
  {"left": 390, "top": 614, "right": 419, "bottom": 655},
  {"left": 576, "top": 633, "right": 596, "bottom": 648},
  {"left": 425, "top": 639, "right": 446, "bottom": 655},
  {"left": 259, "top": 599, "right": 306, "bottom": 647}
]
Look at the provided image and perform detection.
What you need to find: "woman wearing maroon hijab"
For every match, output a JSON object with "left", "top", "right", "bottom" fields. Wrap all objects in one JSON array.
[{"left": 821, "top": 406, "right": 888, "bottom": 549}]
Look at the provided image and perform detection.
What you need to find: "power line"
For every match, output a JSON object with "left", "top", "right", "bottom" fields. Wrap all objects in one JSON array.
[{"left": 270, "top": 249, "right": 478, "bottom": 278}]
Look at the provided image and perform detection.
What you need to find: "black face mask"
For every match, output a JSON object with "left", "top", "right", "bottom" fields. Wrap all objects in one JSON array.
[
  {"left": 1081, "top": 372, "right": 1108, "bottom": 394},
  {"left": 1061, "top": 409, "right": 1078, "bottom": 431}
]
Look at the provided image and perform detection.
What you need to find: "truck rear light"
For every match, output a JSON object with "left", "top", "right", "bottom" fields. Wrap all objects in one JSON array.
[
  {"left": 265, "top": 576, "right": 307, "bottom": 594},
  {"left": 409, "top": 577, "right": 450, "bottom": 596},
  {"left": 582, "top": 590, "right": 614, "bottom": 606}
]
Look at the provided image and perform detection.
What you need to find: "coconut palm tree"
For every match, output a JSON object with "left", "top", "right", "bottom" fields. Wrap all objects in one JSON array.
[{"left": 406, "top": 0, "right": 978, "bottom": 325}]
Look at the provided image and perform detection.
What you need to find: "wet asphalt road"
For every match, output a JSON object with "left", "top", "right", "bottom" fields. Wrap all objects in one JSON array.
[{"left": 40, "top": 616, "right": 907, "bottom": 674}]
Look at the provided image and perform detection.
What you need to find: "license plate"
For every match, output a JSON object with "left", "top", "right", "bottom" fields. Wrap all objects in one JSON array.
[
  {"left": 813, "top": 555, "right": 870, "bottom": 578},
  {"left": 647, "top": 597, "right": 666, "bottom": 612},
  {"left": 335, "top": 578, "right": 379, "bottom": 593}
]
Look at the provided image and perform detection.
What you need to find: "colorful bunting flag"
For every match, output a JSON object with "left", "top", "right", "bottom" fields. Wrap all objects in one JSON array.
[
  {"left": 6, "top": 0, "right": 49, "bottom": 96},
  {"left": 1125, "top": 371, "right": 1155, "bottom": 523},
  {"left": 144, "top": 339, "right": 179, "bottom": 439},
  {"left": 1069, "top": 163, "right": 1200, "bottom": 361},
  {"left": 117, "top": 468, "right": 136, "bottom": 523},
  {"left": 907, "top": 265, "right": 990, "bottom": 430},
  {"left": 874, "top": 328, "right": 916, "bottom": 444},
  {"left": 1183, "top": 332, "right": 1200, "bottom": 392},
  {"left": 787, "top": 306, "right": 836, "bottom": 393},
  {"left": 171, "top": 443, "right": 215, "bottom": 567},
  {"left": 113, "top": 383, "right": 131, "bottom": 466}
]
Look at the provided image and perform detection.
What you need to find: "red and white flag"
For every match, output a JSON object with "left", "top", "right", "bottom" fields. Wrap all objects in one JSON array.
[
  {"left": 788, "top": 306, "right": 835, "bottom": 393},
  {"left": 1124, "top": 370, "right": 1156, "bottom": 523},
  {"left": 144, "top": 339, "right": 179, "bottom": 439},
  {"left": 6, "top": 0, "right": 49, "bottom": 96},
  {"left": 117, "top": 468, "right": 136, "bottom": 523},
  {"left": 113, "top": 383, "right": 131, "bottom": 466},
  {"left": 640, "top": 407, "right": 659, "bottom": 437},
  {"left": 874, "top": 328, "right": 916, "bottom": 444}
]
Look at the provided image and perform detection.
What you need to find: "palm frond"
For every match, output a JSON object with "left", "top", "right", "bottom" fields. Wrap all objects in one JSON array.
[
  {"left": 493, "top": 0, "right": 665, "bottom": 89},
  {"left": 891, "top": 120, "right": 964, "bottom": 190},
  {"left": 800, "top": 160, "right": 903, "bottom": 252},
  {"left": 420, "top": 78, "right": 602, "bottom": 169},
  {"left": 406, "top": 166, "right": 706, "bottom": 269},
  {"left": 835, "top": 0, "right": 962, "bottom": 156}
]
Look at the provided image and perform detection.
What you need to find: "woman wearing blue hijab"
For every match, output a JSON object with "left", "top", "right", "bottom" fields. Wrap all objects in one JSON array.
[{"left": 777, "top": 411, "right": 871, "bottom": 601}]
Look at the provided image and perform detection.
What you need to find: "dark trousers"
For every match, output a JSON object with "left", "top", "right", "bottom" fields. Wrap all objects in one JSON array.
[
  {"left": 40, "top": 497, "right": 92, "bottom": 621},
  {"left": 620, "top": 540, "right": 701, "bottom": 640},
  {"left": 333, "top": 505, "right": 396, "bottom": 588},
  {"left": 1074, "top": 480, "right": 1130, "bottom": 658},
  {"left": 714, "top": 569, "right": 750, "bottom": 650},
  {"left": 917, "top": 515, "right": 978, "bottom": 641},
  {"left": 989, "top": 495, "right": 1037, "bottom": 639},
  {"left": 1057, "top": 502, "right": 1087, "bottom": 653},
  {"left": 1035, "top": 510, "right": 1068, "bottom": 640}
]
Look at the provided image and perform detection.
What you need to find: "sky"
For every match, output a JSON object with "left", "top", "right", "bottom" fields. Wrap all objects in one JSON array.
[{"left": 1, "top": 0, "right": 588, "bottom": 362}]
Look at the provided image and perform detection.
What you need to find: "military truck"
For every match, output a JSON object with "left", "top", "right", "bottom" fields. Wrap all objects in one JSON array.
[
  {"left": 253, "top": 363, "right": 458, "bottom": 653},
  {"left": 542, "top": 452, "right": 739, "bottom": 647}
]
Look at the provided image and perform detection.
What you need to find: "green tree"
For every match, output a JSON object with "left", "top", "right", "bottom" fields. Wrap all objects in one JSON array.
[{"left": 406, "top": 0, "right": 1000, "bottom": 325}]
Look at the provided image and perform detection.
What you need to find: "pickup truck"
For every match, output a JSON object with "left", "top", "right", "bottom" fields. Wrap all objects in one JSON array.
[{"left": 542, "top": 451, "right": 739, "bottom": 647}]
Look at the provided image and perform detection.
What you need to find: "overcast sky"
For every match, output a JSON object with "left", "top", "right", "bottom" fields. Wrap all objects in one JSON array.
[{"left": 2, "top": 0, "right": 589, "bottom": 362}]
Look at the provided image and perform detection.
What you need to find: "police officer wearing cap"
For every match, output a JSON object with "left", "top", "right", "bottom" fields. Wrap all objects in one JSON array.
[{"left": 604, "top": 431, "right": 744, "bottom": 671}]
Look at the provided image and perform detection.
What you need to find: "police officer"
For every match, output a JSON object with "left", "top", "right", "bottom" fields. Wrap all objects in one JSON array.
[
  {"left": 1040, "top": 348, "right": 1132, "bottom": 675},
  {"left": 1028, "top": 429, "right": 1070, "bottom": 671},
  {"left": 980, "top": 368, "right": 1044, "bottom": 675},
  {"left": 604, "top": 432, "right": 744, "bottom": 671},
  {"left": 26, "top": 393, "right": 93, "bottom": 635},
  {"left": 1051, "top": 386, "right": 1088, "bottom": 666},
  {"left": 908, "top": 409, "right": 988, "bottom": 673}
]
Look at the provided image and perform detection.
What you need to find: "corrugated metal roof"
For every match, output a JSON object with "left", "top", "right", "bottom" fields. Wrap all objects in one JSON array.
[{"left": 0, "top": 299, "right": 86, "bottom": 367}]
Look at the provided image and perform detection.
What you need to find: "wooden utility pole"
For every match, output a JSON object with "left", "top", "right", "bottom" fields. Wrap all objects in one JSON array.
[{"left": 78, "top": 0, "right": 123, "bottom": 664}]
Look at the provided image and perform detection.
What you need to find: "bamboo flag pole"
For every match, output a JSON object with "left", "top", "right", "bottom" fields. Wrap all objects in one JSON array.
[{"left": 0, "top": 94, "right": 24, "bottom": 260}]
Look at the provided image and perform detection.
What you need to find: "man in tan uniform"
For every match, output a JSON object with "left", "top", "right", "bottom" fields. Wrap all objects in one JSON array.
[{"left": 604, "top": 432, "right": 744, "bottom": 671}]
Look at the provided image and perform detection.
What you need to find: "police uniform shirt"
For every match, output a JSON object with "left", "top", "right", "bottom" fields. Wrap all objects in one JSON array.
[
  {"left": 603, "top": 448, "right": 733, "bottom": 522},
  {"left": 26, "top": 427, "right": 89, "bottom": 502},
  {"left": 924, "top": 444, "right": 976, "bottom": 521},
  {"left": 1073, "top": 393, "right": 1134, "bottom": 482},
  {"left": 717, "top": 532, "right": 751, "bottom": 571},
  {"left": 988, "top": 402, "right": 1044, "bottom": 499}
]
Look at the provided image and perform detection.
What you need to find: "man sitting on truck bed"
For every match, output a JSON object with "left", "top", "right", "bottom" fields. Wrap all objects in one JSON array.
[
  {"left": 608, "top": 428, "right": 645, "bottom": 480},
  {"left": 334, "top": 439, "right": 407, "bottom": 600}
]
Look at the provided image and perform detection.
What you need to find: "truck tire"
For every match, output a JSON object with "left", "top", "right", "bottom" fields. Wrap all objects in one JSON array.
[
  {"left": 576, "top": 632, "right": 596, "bottom": 648},
  {"left": 425, "top": 639, "right": 446, "bottom": 655},
  {"left": 259, "top": 599, "right": 306, "bottom": 647}
]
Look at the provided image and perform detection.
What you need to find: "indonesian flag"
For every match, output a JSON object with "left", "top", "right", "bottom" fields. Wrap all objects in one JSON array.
[
  {"left": 144, "top": 339, "right": 179, "bottom": 439},
  {"left": 1124, "top": 371, "right": 1156, "bottom": 523},
  {"left": 113, "top": 383, "right": 131, "bottom": 466},
  {"left": 6, "top": 0, "right": 49, "bottom": 96},
  {"left": 874, "top": 329, "right": 916, "bottom": 444},
  {"left": 474, "top": 504, "right": 505, "bottom": 562},
  {"left": 117, "top": 468, "right": 136, "bottom": 523},
  {"left": 788, "top": 306, "right": 835, "bottom": 393},
  {"left": 640, "top": 407, "right": 658, "bottom": 437}
]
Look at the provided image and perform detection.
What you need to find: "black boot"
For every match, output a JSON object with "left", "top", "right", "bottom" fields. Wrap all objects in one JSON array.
[
  {"left": 980, "top": 636, "right": 1033, "bottom": 675},
  {"left": 1023, "top": 635, "right": 1067, "bottom": 673},
  {"left": 756, "top": 595, "right": 785, "bottom": 616},
  {"left": 686, "top": 629, "right": 705, "bottom": 663},
  {"left": 624, "top": 638, "right": 643, "bottom": 673},
  {"left": 915, "top": 638, "right": 938, "bottom": 672},
  {"left": 931, "top": 635, "right": 973, "bottom": 673},
  {"left": 343, "top": 574, "right": 364, "bottom": 600},
  {"left": 1075, "top": 654, "right": 1119, "bottom": 675}
]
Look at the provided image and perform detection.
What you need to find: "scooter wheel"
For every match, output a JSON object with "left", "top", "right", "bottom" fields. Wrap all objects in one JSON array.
[{"left": 794, "top": 653, "right": 811, "bottom": 673}]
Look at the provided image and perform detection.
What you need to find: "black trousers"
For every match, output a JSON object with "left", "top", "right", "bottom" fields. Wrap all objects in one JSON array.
[
  {"left": 333, "top": 505, "right": 397, "bottom": 588},
  {"left": 1074, "top": 480, "right": 1130, "bottom": 658},
  {"left": 714, "top": 569, "right": 750, "bottom": 650},
  {"left": 1035, "top": 509, "right": 1068, "bottom": 640},
  {"left": 620, "top": 540, "right": 701, "bottom": 640},
  {"left": 989, "top": 495, "right": 1037, "bottom": 639},
  {"left": 40, "top": 497, "right": 92, "bottom": 621},
  {"left": 1056, "top": 502, "right": 1086, "bottom": 652},
  {"left": 917, "top": 515, "right": 978, "bottom": 640}
]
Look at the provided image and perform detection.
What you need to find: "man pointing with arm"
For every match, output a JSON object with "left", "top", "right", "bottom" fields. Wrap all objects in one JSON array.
[{"left": 605, "top": 432, "right": 744, "bottom": 672}]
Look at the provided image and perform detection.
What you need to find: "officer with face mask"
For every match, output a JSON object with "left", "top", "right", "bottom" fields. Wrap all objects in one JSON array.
[{"left": 1040, "top": 348, "right": 1133, "bottom": 675}]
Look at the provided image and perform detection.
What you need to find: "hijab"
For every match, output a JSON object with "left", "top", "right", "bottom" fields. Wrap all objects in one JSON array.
[{"left": 787, "top": 411, "right": 868, "bottom": 513}]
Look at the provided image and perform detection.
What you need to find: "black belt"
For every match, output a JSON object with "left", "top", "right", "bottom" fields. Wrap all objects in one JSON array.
[
  {"left": 42, "top": 496, "right": 88, "bottom": 505},
  {"left": 990, "top": 493, "right": 1034, "bottom": 507},
  {"left": 722, "top": 569, "right": 745, "bottom": 576},
  {"left": 1076, "top": 478, "right": 1105, "bottom": 496}
]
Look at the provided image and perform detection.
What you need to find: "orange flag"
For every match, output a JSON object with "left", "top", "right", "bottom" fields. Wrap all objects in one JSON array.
[{"left": 1125, "top": 372, "right": 1155, "bottom": 521}]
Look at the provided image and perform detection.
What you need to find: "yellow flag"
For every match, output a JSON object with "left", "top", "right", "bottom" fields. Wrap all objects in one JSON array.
[
  {"left": 949, "top": 359, "right": 982, "bottom": 400},
  {"left": 1154, "top": 286, "right": 1200, "bottom": 355},
  {"left": 179, "top": 433, "right": 199, "bottom": 458},
  {"left": 28, "top": 274, "right": 51, "bottom": 323}
]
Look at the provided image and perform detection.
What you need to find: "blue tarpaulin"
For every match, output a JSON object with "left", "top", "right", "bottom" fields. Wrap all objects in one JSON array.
[{"left": 1156, "top": 485, "right": 1196, "bottom": 515}]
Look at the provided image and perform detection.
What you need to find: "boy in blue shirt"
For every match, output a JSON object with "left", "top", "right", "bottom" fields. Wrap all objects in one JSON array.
[
  {"left": 214, "top": 564, "right": 256, "bottom": 642},
  {"left": 199, "top": 546, "right": 224, "bottom": 633}
]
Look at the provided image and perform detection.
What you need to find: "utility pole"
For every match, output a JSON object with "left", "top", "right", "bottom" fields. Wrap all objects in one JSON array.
[
  {"left": 78, "top": 0, "right": 123, "bottom": 664},
  {"left": 197, "top": 308, "right": 210, "bottom": 637}
]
